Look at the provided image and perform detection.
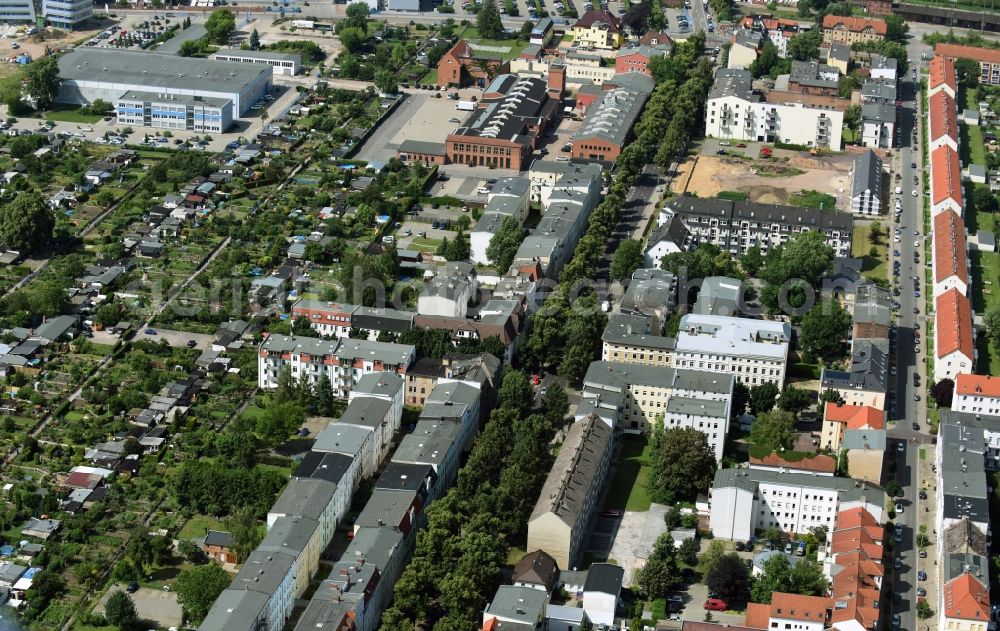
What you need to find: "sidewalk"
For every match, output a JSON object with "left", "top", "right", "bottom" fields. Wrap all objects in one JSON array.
[{"left": 915, "top": 444, "right": 939, "bottom": 631}]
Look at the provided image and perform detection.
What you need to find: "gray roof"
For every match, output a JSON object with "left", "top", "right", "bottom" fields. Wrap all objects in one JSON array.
[
  {"left": 352, "top": 307, "right": 416, "bottom": 334},
  {"left": 828, "top": 42, "right": 851, "bottom": 62},
  {"left": 944, "top": 552, "right": 990, "bottom": 585},
  {"left": 453, "top": 75, "right": 550, "bottom": 144},
  {"left": 293, "top": 598, "right": 357, "bottom": 631},
  {"left": 665, "top": 396, "right": 727, "bottom": 419},
  {"left": 622, "top": 269, "right": 675, "bottom": 316},
  {"left": 59, "top": 48, "right": 270, "bottom": 94},
  {"left": 938, "top": 412, "right": 991, "bottom": 525},
  {"left": 530, "top": 414, "right": 613, "bottom": 527},
  {"left": 861, "top": 80, "right": 896, "bottom": 103},
  {"left": 584, "top": 563, "right": 624, "bottom": 595},
  {"left": 342, "top": 525, "right": 405, "bottom": 573},
  {"left": 790, "top": 60, "right": 839, "bottom": 89},
  {"left": 213, "top": 48, "right": 302, "bottom": 63},
  {"left": 862, "top": 102, "right": 896, "bottom": 123},
  {"left": 291, "top": 451, "right": 352, "bottom": 485},
  {"left": 200, "top": 590, "right": 269, "bottom": 631},
  {"left": 375, "top": 462, "right": 436, "bottom": 493},
  {"left": 392, "top": 420, "right": 462, "bottom": 468},
  {"left": 841, "top": 428, "right": 886, "bottom": 450},
  {"left": 485, "top": 585, "right": 548, "bottom": 624},
  {"left": 312, "top": 422, "right": 371, "bottom": 457},
  {"left": 355, "top": 488, "right": 417, "bottom": 528},
  {"left": 118, "top": 90, "right": 230, "bottom": 108},
  {"left": 490, "top": 176, "right": 530, "bottom": 201},
  {"left": 339, "top": 396, "right": 393, "bottom": 430},
  {"left": 270, "top": 477, "right": 338, "bottom": 521},
  {"left": 0, "top": 563, "right": 24, "bottom": 584},
  {"left": 978, "top": 230, "right": 996, "bottom": 249},
  {"left": 583, "top": 361, "right": 734, "bottom": 395},
  {"left": 33, "top": 315, "right": 77, "bottom": 341},
  {"left": 203, "top": 530, "right": 232, "bottom": 548},
  {"left": 397, "top": 139, "right": 447, "bottom": 156},
  {"left": 693, "top": 276, "right": 743, "bottom": 317},
  {"left": 820, "top": 341, "right": 888, "bottom": 392},
  {"left": 713, "top": 466, "right": 883, "bottom": 500},
  {"left": 474, "top": 211, "right": 508, "bottom": 234},
  {"left": 851, "top": 150, "right": 882, "bottom": 201},
  {"left": 710, "top": 68, "right": 758, "bottom": 100},
  {"left": 869, "top": 53, "right": 897, "bottom": 71},
  {"left": 647, "top": 214, "right": 690, "bottom": 252},
  {"left": 352, "top": 371, "right": 403, "bottom": 399},
  {"left": 575, "top": 73, "right": 654, "bottom": 148},
  {"left": 258, "top": 515, "right": 319, "bottom": 558},
  {"left": 231, "top": 548, "right": 296, "bottom": 595},
  {"left": 667, "top": 197, "right": 853, "bottom": 235}
]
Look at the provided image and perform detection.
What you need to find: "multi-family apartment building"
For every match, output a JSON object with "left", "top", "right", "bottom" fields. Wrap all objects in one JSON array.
[
  {"left": 578, "top": 361, "right": 734, "bottom": 458},
  {"left": 821, "top": 402, "right": 885, "bottom": 452},
  {"left": 571, "top": 9, "right": 623, "bottom": 49},
  {"left": 662, "top": 196, "right": 853, "bottom": 258},
  {"left": 821, "top": 15, "right": 887, "bottom": 45},
  {"left": 934, "top": 288, "right": 974, "bottom": 382},
  {"left": 850, "top": 150, "right": 883, "bottom": 216},
  {"left": 672, "top": 314, "right": 791, "bottom": 387},
  {"left": 289, "top": 299, "right": 416, "bottom": 341},
  {"left": 257, "top": 334, "right": 415, "bottom": 395},
  {"left": 706, "top": 69, "right": 844, "bottom": 149},
  {"left": 932, "top": 209, "right": 969, "bottom": 298},
  {"left": 935, "top": 43, "right": 1000, "bottom": 86},
  {"left": 820, "top": 342, "right": 888, "bottom": 409},
  {"left": 929, "top": 55, "right": 958, "bottom": 98},
  {"left": 745, "top": 594, "right": 832, "bottom": 631},
  {"left": 928, "top": 90, "right": 960, "bottom": 153},
  {"left": 709, "top": 467, "right": 884, "bottom": 541},
  {"left": 824, "top": 507, "right": 886, "bottom": 631},
  {"left": 953, "top": 374, "right": 1000, "bottom": 416}
]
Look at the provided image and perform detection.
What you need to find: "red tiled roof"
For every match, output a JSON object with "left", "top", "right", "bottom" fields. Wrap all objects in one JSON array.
[
  {"left": 749, "top": 451, "right": 836, "bottom": 473},
  {"left": 935, "top": 42, "right": 1000, "bottom": 66},
  {"left": 931, "top": 145, "right": 963, "bottom": 208},
  {"left": 934, "top": 210, "right": 969, "bottom": 285},
  {"left": 955, "top": 373, "right": 1000, "bottom": 397},
  {"left": 769, "top": 594, "right": 833, "bottom": 623},
  {"left": 573, "top": 9, "right": 621, "bottom": 32},
  {"left": 824, "top": 402, "right": 886, "bottom": 429},
  {"left": 936, "top": 288, "right": 974, "bottom": 360},
  {"left": 929, "top": 55, "right": 958, "bottom": 92},
  {"left": 822, "top": 14, "right": 887, "bottom": 35},
  {"left": 943, "top": 573, "right": 990, "bottom": 620},
  {"left": 829, "top": 507, "right": 885, "bottom": 630},
  {"left": 745, "top": 603, "right": 771, "bottom": 630},
  {"left": 929, "top": 91, "right": 959, "bottom": 145}
]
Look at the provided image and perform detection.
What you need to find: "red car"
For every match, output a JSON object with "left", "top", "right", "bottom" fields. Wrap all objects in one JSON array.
[
  {"left": 704, "top": 599, "right": 728, "bottom": 611},
  {"left": 532, "top": 374, "right": 541, "bottom": 385}
]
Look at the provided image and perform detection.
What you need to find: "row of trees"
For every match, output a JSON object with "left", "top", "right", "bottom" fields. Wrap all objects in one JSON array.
[
  {"left": 380, "top": 371, "right": 568, "bottom": 630},
  {"left": 519, "top": 35, "right": 714, "bottom": 384}
]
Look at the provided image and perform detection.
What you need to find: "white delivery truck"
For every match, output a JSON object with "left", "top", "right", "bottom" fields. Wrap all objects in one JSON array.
[{"left": 456, "top": 100, "right": 476, "bottom": 111}]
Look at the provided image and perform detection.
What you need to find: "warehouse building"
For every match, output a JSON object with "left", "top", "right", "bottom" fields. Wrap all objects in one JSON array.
[
  {"left": 212, "top": 49, "right": 302, "bottom": 76},
  {"left": 57, "top": 48, "right": 272, "bottom": 118}
]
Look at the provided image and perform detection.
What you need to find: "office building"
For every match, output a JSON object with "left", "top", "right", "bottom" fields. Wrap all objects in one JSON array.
[
  {"left": 212, "top": 49, "right": 301, "bottom": 76},
  {"left": 42, "top": 0, "right": 91, "bottom": 28},
  {"left": 115, "top": 91, "right": 233, "bottom": 133}
]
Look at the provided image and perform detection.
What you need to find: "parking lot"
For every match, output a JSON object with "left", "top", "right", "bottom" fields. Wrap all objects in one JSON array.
[
  {"left": 98, "top": 585, "right": 183, "bottom": 629},
  {"left": 133, "top": 327, "right": 215, "bottom": 350},
  {"left": 605, "top": 504, "right": 668, "bottom": 587}
]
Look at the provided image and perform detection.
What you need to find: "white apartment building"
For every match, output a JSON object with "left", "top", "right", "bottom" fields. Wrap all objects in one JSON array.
[
  {"left": 953, "top": 374, "right": 1000, "bottom": 417},
  {"left": 525, "top": 160, "right": 603, "bottom": 204},
  {"left": 579, "top": 361, "right": 734, "bottom": 459},
  {"left": 706, "top": 69, "right": 843, "bottom": 149},
  {"left": 672, "top": 313, "right": 791, "bottom": 387},
  {"left": 257, "top": 334, "right": 415, "bottom": 396},
  {"left": 709, "top": 467, "right": 884, "bottom": 541}
]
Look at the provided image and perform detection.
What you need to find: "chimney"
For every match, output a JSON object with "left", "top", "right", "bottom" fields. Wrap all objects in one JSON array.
[{"left": 548, "top": 63, "right": 566, "bottom": 100}]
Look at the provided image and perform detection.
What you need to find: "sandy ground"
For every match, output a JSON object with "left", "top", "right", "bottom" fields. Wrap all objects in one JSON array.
[
  {"left": 675, "top": 152, "right": 855, "bottom": 210},
  {"left": 0, "top": 23, "right": 105, "bottom": 63}
]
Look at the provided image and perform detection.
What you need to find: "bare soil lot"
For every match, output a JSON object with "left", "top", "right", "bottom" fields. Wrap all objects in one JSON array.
[{"left": 674, "top": 152, "right": 855, "bottom": 210}]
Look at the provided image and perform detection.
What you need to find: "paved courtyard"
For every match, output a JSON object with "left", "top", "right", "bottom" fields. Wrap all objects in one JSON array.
[
  {"left": 98, "top": 585, "right": 183, "bottom": 629},
  {"left": 606, "top": 503, "right": 668, "bottom": 587}
]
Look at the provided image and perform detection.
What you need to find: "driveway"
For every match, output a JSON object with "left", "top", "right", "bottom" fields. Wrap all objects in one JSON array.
[
  {"left": 607, "top": 504, "right": 668, "bottom": 587},
  {"left": 98, "top": 585, "right": 183, "bottom": 629}
]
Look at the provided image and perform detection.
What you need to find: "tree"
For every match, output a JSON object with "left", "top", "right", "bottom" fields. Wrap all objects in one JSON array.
[
  {"left": 339, "top": 26, "right": 366, "bottom": 52},
  {"left": 749, "top": 382, "right": 780, "bottom": 415},
  {"left": 175, "top": 564, "right": 231, "bottom": 624},
  {"left": 519, "top": 20, "right": 535, "bottom": 39},
  {"left": 884, "top": 14, "right": 908, "bottom": 42},
  {"left": 543, "top": 382, "right": 569, "bottom": 426},
  {"left": 787, "top": 29, "right": 821, "bottom": 61},
  {"left": 205, "top": 9, "right": 236, "bottom": 44},
  {"left": 706, "top": 553, "right": 750, "bottom": 605},
  {"left": 226, "top": 504, "right": 262, "bottom": 563},
  {"left": 313, "top": 374, "right": 336, "bottom": 416},
  {"left": 750, "top": 42, "right": 779, "bottom": 78},
  {"left": 0, "top": 192, "right": 54, "bottom": 255},
  {"left": 820, "top": 388, "right": 842, "bottom": 405},
  {"left": 916, "top": 600, "right": 934, "bottom": 619},
  {"left": 580, "top": 614, "right": 594, "bottom": 631},
  {"left": 477, "top": 0, "right": 504, "bottom": 39},
  {"left": 740, "top": 246, "right": 764, "bottom": 276},
  {"left": 884, "top": 479, "right": 902, "bottom": 497},
  {"left": 648, "top": 427, "right": 718, "bottom": 504},
  {"left": 105, "top": 591, "right": 138, "bottom": 630},
  {"left": 178, "top": 40, "right": 201, "bottom": 57},
  {"left": 731, "top": 381, "right": 750, "bottom": 419},
  {"left": 255, "top": 401, "right": 306, "bottom": 445},
  {"left": 837, "top": 448, "right": 849, "bottom": 476},
  {"left": 679, "top": 536, "right": 700, "bottom": 566},
  {"left": 24, "top": 56, "right": 61, "bottom": 111},
  {"left": 498, "top": 370, "right": 534, "bottom": 415},
  {"left": 374, "top": 69, "right": 398, "bottom": 95},
  {"left": 344, "top": 1, "right": 371, "bottom": 31},
  {"left": 955, "top": 57, "right": 980, "bottom": 88},
  {"left": 749, "top": 410, "right": 797, "bottom": 453},
  {"left": 930, "top": 378, "right": 954, "bottom": 408},
  {"left": 486, "top": 216, "right": 526, "bottom": 273},
  {"left": 249, "top": 28, "right": 261, "bottom": 50},
  {"left": 777, "top": 385, "right": 813, "bottom": 415},
  {"left": 973, "top": 185, "right": 998, "bottom": 214},
  {"left": 636, "top": 532, "right": 681, "bottom": 598},
  {"left": 801, "top": 300, "right": 851, "bottom": 359},
  {"left": 986, "top": 305, "right": 1000, "bottom": 349},
  {"left": 610, "top": 239, "right": 645, "bottom": 281}
]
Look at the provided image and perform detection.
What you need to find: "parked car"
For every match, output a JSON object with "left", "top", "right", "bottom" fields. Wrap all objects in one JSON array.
[{"left": 704, "top": 599, "right": 728, "bottom": 611}]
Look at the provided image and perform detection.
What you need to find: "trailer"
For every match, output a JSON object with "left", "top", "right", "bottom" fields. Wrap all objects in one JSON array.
[{"left": 456, "top": 100, "right": 476, "bottom": 111}]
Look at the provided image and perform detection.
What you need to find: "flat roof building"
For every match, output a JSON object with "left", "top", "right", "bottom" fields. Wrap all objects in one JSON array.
[{"left": 212, "top": 49, "right": 301, "bottom": 76}]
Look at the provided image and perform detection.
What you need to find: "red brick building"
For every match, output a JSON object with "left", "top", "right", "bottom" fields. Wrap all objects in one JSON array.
[
  {"left": 614, "top": 43, "right": 672, "bottom": 76},
  {"left": 437, "top": 39, "right": 511, "bottom": 88}
]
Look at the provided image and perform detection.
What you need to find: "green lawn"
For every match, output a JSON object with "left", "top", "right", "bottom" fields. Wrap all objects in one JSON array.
[
  {"left": 43, "top": 104, "right": 102, "bottom": 124},
  {"left": 604, "top": 435, "right": 653, "bottom": 512},
  {"left": 420, "top": 68, "right": 439, "bottom": 84},
  {"left": 852, "top": 224, "right": 888, "bottom": 283},
  {"left": 178, "top": 514, "right": 225, "bottom": 540},
  {"left": 790, "top": 189, "right": 838, "bottom": 210},
  {"left": 408, "top": 236, "right": 442, "bottom": 253},
  {"left": 457, "top": 26, "right": 528, "bottom": 60}
]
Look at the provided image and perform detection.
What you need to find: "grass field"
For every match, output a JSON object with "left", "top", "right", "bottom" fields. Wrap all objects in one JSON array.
[
  {"left": 408, "top": 236, "right": 442, "bottom": 252},
  {"left": 457, "top": 26, "right": 528, "bottom": 60},
  {"left": 790, "top": 189, "right": 838, "bottom": 210},
  {"left": 44, "top": 104, "right": 102, "bottom": 124},
  {"left": 852, "top": 224, "right": 888, "bottom": 283},
  {"left": 178, "top": 514, "right": 225, "bottom": 540},
  {"left": 604, "top": 435, "right": 653, "bottom": 512}
]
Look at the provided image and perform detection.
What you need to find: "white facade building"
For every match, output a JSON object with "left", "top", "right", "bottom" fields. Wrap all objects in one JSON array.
[
  {"left": 672, "top": 314, "right": 791, "bottom": 386},
  {"left": 953, "top": 374, "right": 1000, "bottom": 417},
  {"left": 116, "top": 91, "right": 233, "bottom": 133},
  {"left": 212, "top": 49, "right": 302, "bottom": 76}
]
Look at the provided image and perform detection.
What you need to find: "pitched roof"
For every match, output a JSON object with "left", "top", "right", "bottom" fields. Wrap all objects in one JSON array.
[
  {"left": 513, "top": 550, "right": 559, "bottom": 590},
  {"left": 955, "top": 373, "right": 1000, "bottom": 398},
  {"left": 822, "top": 14, "right": 887, "bottom": 35},
  {"left": 943, "top": 572, "right": 990, "bottom": 620},
  {"left": 935, "top": 42, "right": 1000, "bottom": 66},
  {"left": 745, "top": 603, "right": 770, "bottom": 629},
  {"left": 935, "top": 288, "right": 974, "bottom": 359},
  {"left": 573, "top": 8, "right": 621, "bottom": 31},
  {"left": 931, "top": 145, "right": 963, "bottom": 207},
  {"left": 929, "top": 55, "right": 958, "bottom": 93},
  {"left": 929, "top": 91, "right": 959, "bottom": 145},
  {"left": 769, "top": 593, "right": 833, "bottom": 623},
  {"left": 824, "top": 402, "right": 886, "bottom": 429},
  {"left": 749, "top": 451, "right": 836, "bottom": 473},
  {"left": 934, "top": 209, "right": 969, "bottom": 285}
]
